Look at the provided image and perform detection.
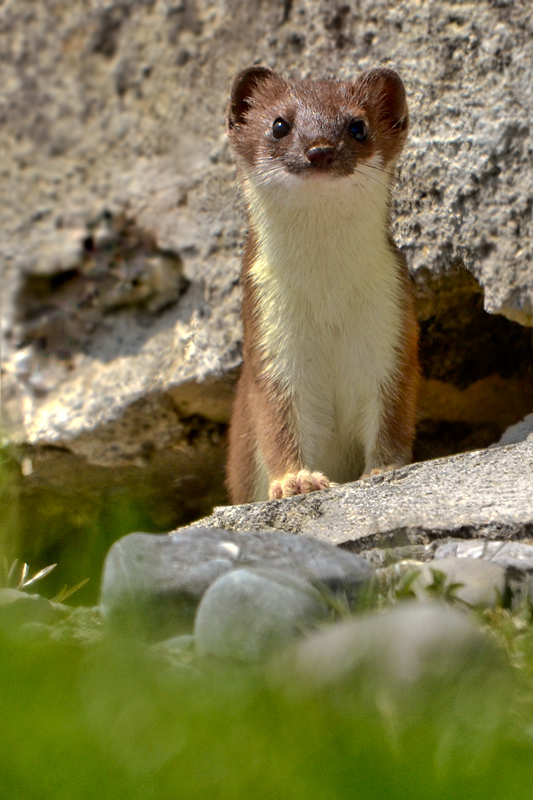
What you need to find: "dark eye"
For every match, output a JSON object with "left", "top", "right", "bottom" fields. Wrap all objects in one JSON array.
[
  {"left": 348, "top": 119, "right": 367, "bottom": 141},
  {"left": 272, "top": 117, "right": 291, "bottom": 139}
]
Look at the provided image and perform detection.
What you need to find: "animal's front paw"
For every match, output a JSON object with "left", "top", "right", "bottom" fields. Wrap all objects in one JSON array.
[{"left": 268, "top": 470, "right": 332, "bottom": 500}]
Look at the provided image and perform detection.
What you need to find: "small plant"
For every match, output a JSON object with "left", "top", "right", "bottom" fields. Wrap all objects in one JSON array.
[
  {"left": 53, "top": 579, "right": 90, "bottom": 604},
  {"left": 390, "top": 565, "right": 421, "bottom": 600},
  {"left": 0, "top": 556, "right": 89, "bottom": 602},
  {"left": 422, "top": 567, "right": 465, "bottom": 603},
  {"left": 0, "top": 556, "right": 57, "bottom": 591}
]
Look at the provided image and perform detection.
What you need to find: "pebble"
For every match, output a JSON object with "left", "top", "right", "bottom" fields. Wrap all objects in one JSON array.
[
  {"left": 195, "top": 568, "right": 329, "bottom": 662},
  {"left": 277, "top": 602, "right": 515, "bottom": 763}
]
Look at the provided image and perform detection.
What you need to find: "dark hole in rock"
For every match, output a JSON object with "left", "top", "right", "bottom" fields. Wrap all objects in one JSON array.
[{"left": 413, "top": 266, "right": 532, "bottom": 461}]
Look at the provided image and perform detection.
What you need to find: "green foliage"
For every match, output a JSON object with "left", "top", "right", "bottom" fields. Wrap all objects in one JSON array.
[
  {"left": 0, "top": 556, "right": 89, "bottom": 603},
  {"left": 53, "top": 578, "right": 91, "bottom": 604},
  {"left": 0, "top": 631, "right": 532, "bottom": 800},
  {"left": 3, "top": 453, "right": 533, "bottom": 799}
]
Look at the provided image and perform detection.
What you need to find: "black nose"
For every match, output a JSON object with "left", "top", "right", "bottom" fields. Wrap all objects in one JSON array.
[{"left": 306, "top": 146, "right": 336, "bottom": 168}]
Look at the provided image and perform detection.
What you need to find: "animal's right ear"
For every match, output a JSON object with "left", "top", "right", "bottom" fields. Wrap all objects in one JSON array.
[{"left": 227, "top": 66, "right": 275, "bottom": 132}]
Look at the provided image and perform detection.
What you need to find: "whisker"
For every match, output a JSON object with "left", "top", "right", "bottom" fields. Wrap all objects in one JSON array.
[
  {"left": 360, "top": 160, "right": 386, "bottom": 172},
  {"left": 353, "top": 166, "right": 389, "bottom": 190},
  {"left": 356, "top": 181, "right": 383, "bottom": 217}
]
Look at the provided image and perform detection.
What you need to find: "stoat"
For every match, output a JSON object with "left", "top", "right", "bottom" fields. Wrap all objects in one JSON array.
[{"left": 225, "top": 65, "right": 419, "bottom": 504}]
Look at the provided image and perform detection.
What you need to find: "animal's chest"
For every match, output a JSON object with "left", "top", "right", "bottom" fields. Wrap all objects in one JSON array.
[
  {"left": 256, "top": 273, "right": 402, "bottom": 475},
  {"left": 247, "top": 172, "right": 402, "bottom": 475}
]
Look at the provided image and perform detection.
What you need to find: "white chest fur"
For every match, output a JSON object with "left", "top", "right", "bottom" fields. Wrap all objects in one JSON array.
[{"left": 246, "top": 159, "right": 403, "bottom": 482}]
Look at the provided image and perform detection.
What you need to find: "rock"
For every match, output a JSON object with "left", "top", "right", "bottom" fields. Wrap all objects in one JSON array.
[
  {"left": 0, "top": 588, "right": 69, "bottom": 633},
  {"left": 195, "top": 568, "right": 329, "bottom": 662},
  {"left": 411, "top": 557, "right": 507, "bottom": 608},
  {"left": 497, "top": 414, "right": 533, "bottom": 446},
  {"left": 433, "top": 538, "right": 533, "bottom": 606},
  {"left": 278, "top": 602, "right": 515, "bottom": 762},
  {"left": 46, "top": 605, "right": 104, "bottom": 646},
  {"left": 281, "top": 602, "right": 506, "bottom": 689},
  {"left": 14, "top": 622, "right": 53, "bottom": 644},
  {"left": 1, "top": 0, "right": 532, "bottom": 562},
  {"left": 194, "top": 435, "right": 533, "bottom": 550},
  {"left": 434, "top": 539, "right": 533, "bottom": 573},
  {"left": 157, "top": 634, "right": 196, "bottom": 655},
  {"left": 100, "top": 527, "right": 371, "bottom": 641},
  {"left": 152, "top": 634, "right": 196, "bottom": 671}
]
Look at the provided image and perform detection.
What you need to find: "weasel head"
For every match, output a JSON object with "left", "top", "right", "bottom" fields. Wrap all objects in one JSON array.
[{"left": 226, "top": 65, "right": 408, "bottom": 191}]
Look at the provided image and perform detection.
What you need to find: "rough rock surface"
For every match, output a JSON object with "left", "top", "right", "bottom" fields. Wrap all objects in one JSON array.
[
  {"left": 435, "top": 538, "right": 533, "bottom": 573},
  {"left": 1, "top": 0, "right": 532, "bottom": 557},
  {"left": 190, "top": 435, "right": 533, "bottom": 550},
  {"left": 98, "top": 425, "right": 533, "bottom": 647}
]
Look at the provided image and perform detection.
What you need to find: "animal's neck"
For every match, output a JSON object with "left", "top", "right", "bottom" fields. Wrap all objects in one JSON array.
[{"left": 244, "top": 165, "right": 398, "bottom": 325}]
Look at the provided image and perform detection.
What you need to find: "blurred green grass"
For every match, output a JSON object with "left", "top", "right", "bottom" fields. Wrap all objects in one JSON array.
[
  {"left": 3, "top": 454, "right": 533, "bottom": 799},
  {"left": 1, "top": 631, "right": 533, "bottom": 800},
  {"left": 0, "top": 448, "right": 170, "bottom": 605}
]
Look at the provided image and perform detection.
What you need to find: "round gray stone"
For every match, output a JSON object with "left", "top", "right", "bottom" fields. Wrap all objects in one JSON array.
[
  {"left": 195, "top": 568, "right": 329, "bottom": 662},
  {"left": 278, "top": 602, "right": 515, "bottom": 762}
]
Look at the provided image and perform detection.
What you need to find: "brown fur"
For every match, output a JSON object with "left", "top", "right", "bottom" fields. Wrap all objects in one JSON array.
[
  {"left": 226, "top": 230, "right": 304, "bottom": 504},
  {"left": 374, "top": 254, "right": 420, "bottom": 467}
]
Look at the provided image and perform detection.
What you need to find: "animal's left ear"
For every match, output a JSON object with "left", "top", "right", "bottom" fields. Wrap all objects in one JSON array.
[{"left": 356, "top": 68, "right": 408, "bottom": 134}]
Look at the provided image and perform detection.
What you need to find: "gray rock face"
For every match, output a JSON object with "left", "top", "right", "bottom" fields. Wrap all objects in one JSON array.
[
  {"left": 497, "top": 414, "right": 533, "bottom": 446},
  {"left": 1, "top": 0, "right": 531, "bottom": 555},
  {"left": 433, "top": 538, "right": 533, "bottom": 606},
  {"left": 194, "top": 436, "right": 533, "bottom": 550},
  {"left": 435, "top": 539, "right": 533, "bottom": 573},
  {"left": 195, "top": 568, "right": 329, "bottom": 662},
  {"left": 100, "top": 527, "right": 371, "bottom": 640}
]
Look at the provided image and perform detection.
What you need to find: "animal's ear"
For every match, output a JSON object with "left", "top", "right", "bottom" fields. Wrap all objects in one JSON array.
[
  {"left": 356, "top": 68, "right": 408, "bottom": 134},
  {"left": 227, "top": 66, "right": 276, "bottom": 132}
]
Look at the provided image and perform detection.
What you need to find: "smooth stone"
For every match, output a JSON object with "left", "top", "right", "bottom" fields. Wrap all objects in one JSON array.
[
  {"left": 278, "top": 603, "right": 514, "bottom": 762},
  {"left": 100, "top": 527, "right": 371, "bottom": 641},
  {"left": 195, "top": 568, "right": 329, "bottom": 662},
  {"left": 281, "top": 602, "right": 507, "bottom": 689},
  {"left": 14, "top": 622, "right": 52, "bottom": 643},
  {"left": 411, "top": 557, "right": 507, "bottom": 607},
  {"left": 151, "top": 634, "right": 196, "bottom": 671},
  {"left": 158, "top": 634, "right": 195, "bottom": 654}
]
